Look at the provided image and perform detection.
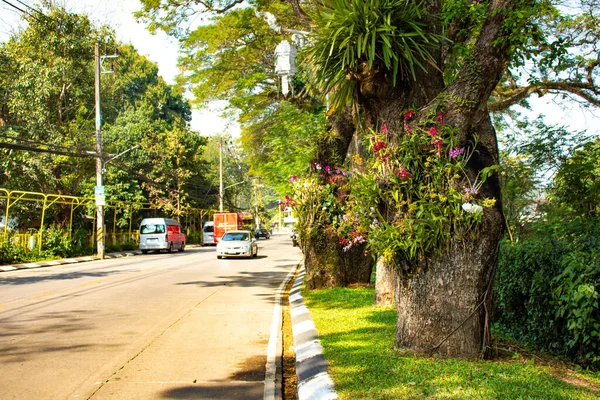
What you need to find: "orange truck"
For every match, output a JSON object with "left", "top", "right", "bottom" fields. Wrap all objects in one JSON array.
[{"left": 213, "top": 212, "right": 243, "bottom": 242}]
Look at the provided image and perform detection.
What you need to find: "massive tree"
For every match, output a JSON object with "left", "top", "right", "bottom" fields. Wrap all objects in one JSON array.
[
  {"left": 137, "top": 0, "right": 600, "bottom": 358},
  {"left": 301, "top": 0, "right": 538, "bottom": 358}
]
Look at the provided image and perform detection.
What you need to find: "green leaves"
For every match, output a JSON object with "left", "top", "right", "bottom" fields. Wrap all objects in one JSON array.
[
  {"left": 240, "top": 100, "right": 327, "bottom": 196},
  {"left": 551, "top": 139, "right": 600, "bottom": 218},
  {"left": 343, "top": 108, "right": 500, "bottom": 267},
  {"left": 1, "top": 6, "right": 211, "bottom": 217},
  {"left": 302, "top": 0, "right": 442, "bottom": 112}
]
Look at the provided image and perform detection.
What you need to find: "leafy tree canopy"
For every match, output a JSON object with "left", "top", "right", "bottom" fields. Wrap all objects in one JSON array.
[
  {"left": 135, "top": 0, "right": 600, "bottom": 197},
  {"left": 0, "top": 5, "right": 212, "bottom": 214}
]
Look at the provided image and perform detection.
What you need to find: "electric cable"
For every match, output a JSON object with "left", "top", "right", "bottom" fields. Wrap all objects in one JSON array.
[
  {"left": 0, "top": 0, "right": 40, "bottom": 22},
  {"left": 13, "top": 0, "right": 44, "bottom": 18},
  {"left": 0, "top": 141, "right": 94, "bottom": 157},
  {"left": 0, "top": 133, "right": 95, "bottom": 154}
]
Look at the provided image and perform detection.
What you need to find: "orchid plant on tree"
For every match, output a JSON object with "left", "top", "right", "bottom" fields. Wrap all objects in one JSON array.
[{"left": 354, "top": 107, "right": 499, "bottom": 268}]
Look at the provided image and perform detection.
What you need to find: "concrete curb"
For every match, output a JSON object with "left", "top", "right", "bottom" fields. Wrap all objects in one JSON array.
[{"left": 290, "top": 265, "right": 338, "bottom": 400}]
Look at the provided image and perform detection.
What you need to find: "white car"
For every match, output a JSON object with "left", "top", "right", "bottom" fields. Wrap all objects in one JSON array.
[{"left": 216, "top": 230, "right": 258, "bottom": 259}]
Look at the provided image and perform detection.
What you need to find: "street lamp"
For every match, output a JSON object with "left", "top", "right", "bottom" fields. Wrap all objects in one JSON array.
[
  {"left": 255, "top": 11, "right": 308, "bottom": 97},
  {"left": 275, "top": 40, "right": 297, "bottom": 97}
]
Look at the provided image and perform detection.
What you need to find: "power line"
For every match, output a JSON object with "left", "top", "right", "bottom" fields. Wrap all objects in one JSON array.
[
  {"left": 0, "top": 0, "right": 26, "bottom": 15},
  {"left": 0, "top": 0, "right": 41, "bottom": 22},
  {"left": 0, "top": 141, "right": 94, "bottom": 157},
  {"left": 13, "top": 0, "right": 44, "bottom": 18},
  {"left": 0, "top": 133, "right": 94, "bottom": 154}
]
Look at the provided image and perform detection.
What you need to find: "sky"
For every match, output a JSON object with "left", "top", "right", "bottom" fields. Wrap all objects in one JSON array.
[
  {"left": 0, "top": 0, "right": 239, "bottom": 137},
  {"left": 1, "top": 0, "right": 599, "bottom": 140}
]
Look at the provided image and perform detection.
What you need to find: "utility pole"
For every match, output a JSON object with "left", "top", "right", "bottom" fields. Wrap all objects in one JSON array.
[
  {"left": 93, "top": 43, "right": 118, "bottom": 259},
  {"left": 94, "top": 43, "right": 105, "bottom": 259},
  {"left": 219, "top": 137, "right": 224, "bottom": 212},
  {"left": 254, "top": 179, "right": 260, "bottom": 227}
]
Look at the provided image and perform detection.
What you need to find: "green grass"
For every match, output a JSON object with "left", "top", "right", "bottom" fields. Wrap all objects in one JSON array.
[{"left": 303, "top": 287, "right": 600, "bottom": 400}]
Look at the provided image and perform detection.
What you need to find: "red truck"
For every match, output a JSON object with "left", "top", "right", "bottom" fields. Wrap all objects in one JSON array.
[{"left": 213, "top": 212, "right": 243, "bottom": 242}]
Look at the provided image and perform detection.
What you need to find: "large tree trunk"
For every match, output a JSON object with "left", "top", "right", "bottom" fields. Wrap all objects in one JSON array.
[
  {"left": 301, "top": 107, "right": 375, "bottom": 289},
  {"left": 303, "top": 226, "right": 373, "bottom": 289},
  {"left": 373, "top": 257, "right": 397, "bottom": 306},
  {"left": 395, "top": 207, "right": 503, "bottom": 357},
  {"left": 358, "top": 0, "right": 515, "bottom": 357}
]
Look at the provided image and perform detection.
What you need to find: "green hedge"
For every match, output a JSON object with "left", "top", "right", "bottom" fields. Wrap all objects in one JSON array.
[{"left": 495, "top": 217, "right": 600, "bottom": 369}]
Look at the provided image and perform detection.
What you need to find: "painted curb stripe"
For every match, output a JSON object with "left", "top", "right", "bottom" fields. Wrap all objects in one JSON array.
[
  {"left": 291, "top": 265, "right": 338, "bottom": 400},
  {"left": 298, "top": 372, "right": 338, "bottom": 400}
]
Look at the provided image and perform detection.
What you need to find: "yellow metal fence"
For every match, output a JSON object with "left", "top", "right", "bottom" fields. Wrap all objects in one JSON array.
[{"left": 1, "top": 188, "right": 216, "bottom": 254}]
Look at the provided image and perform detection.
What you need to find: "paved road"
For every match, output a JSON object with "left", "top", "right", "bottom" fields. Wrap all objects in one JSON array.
[{"left": 0, "top": 234, "right": 301, "bottom": 400}]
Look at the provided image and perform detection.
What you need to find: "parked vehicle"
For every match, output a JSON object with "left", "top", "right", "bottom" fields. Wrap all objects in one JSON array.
[
  {"left": 213, "top": 212, "right": 243, "bottom": 243},
  {"left": 202, "top": 221, "right": 215, "bottom": 245},
  {"left": 255, "top": 228, "right": 270, "bottom": 240},
  {"left": 216, "top": 230, "right": 258, "bottom": 259},
  {"left": 139, "top": 218, "right": 186, "bottom": 254}
]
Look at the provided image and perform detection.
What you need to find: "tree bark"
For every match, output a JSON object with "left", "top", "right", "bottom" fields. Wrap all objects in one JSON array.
[
  {"left": 303, "top": 226, "right": 373, "bottom": 289},
  {"left": 394, "top": 204, "right": 504, "bottom": 357},
  {"left": 390, "top": 0, "right": 515, "bottom": 357},
  {"left": 373, "top": 257, "right": 397, "bottom": 306}
]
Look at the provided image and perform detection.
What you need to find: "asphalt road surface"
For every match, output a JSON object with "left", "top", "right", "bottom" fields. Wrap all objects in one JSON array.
[{"left": 0, "top": 234, "right": 301, "bottom": 400}]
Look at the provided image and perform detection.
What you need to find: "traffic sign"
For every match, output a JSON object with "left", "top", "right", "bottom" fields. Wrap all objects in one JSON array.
[{"left": 95, "top": 185, "right": 105, "bottom": 206}]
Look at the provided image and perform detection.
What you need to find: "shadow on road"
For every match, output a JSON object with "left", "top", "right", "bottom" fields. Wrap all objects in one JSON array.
[
  {"left": 176, "top": 264, "right": 295, "bottom": 289},
  {"left": 0, "top": 269, "right": 128, "bottom": 286},
  {"left": 160, "top": 352, "right": 268, "bottom": 399},
  {"left": 161, "top": 383, "right": 263, "bottom": 399},
  {"left": 0, "top": 309, "right": 118, "bottom": 364}
]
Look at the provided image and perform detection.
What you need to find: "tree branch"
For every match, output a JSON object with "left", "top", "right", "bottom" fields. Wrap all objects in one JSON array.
[
  {"left": 286, "top": 0, "right": 308, "bottom": 21},
  {"left": 448, "top": 0, "right": 528, "bottom": 109},
  {"left": 197, "top": 0, "right": 244, "bottom": 14},
  {"left": 489, "top": 80, "right": 600, "bottom": 112}
]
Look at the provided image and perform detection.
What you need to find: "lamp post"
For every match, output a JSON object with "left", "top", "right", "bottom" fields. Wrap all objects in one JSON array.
[
  {"left": 274, "top": 40, "right": 297, "bottom": 96},
  {"left": 257, "top": 10, "right": 308, "bottom": 97}
]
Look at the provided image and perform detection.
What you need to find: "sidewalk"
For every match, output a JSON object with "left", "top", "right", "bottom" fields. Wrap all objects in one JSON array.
[{"left": 0, "top": 250, "right": 142, "bottom": 272}]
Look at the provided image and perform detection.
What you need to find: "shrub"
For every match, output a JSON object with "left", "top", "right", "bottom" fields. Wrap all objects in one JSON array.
[
  {"left": 496, "top": 236, "right": 567, "bottom": 351},
  {"left": 0, "top": 233, "right": 27, "bottom": 264},
  {"left": 495, "top": 216, "right": 600, "bottom": 369},
  {"left": 41, "top": 225, "right": 73, "bottom": 258}
]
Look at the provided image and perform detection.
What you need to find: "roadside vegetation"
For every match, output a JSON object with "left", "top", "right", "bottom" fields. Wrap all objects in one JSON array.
[
  {"left": 0, "top": 226, "right": 138, "bottom": 265},
  {"left": 2, "top": 0, "right": 600, "bottom": 395},
  {"left": 0, "top": 6, "right": 259, "bottom": 265},
  {"left": 304, "top": 286, "right": 600, "bottom": 399}
]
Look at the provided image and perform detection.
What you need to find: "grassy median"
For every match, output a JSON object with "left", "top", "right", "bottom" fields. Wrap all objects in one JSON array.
[{"left": 303, "top": 286, "right": 600, "bottom": 399}]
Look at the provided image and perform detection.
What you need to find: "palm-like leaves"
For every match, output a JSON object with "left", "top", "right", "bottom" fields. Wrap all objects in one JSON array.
[{"left": 303, "top": 0, "right": 441, "bottom": 112}]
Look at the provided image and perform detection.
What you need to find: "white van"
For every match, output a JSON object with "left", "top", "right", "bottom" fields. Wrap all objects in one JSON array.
[
  {"left": 139, "top": 218, "right": 186, "bottom": 254},
  {"left": 202, "top": 221, "right": 215, "bottom": 245}
]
